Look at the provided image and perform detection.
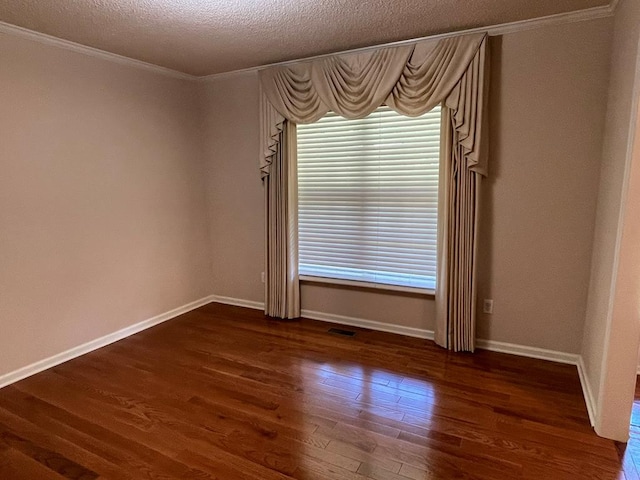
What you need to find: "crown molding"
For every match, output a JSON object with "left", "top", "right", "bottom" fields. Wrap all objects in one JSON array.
[
  {"left": 195, "top": 66, "right": 261, "bottom": 82},
  {"left": 0, "top": 1, "right": 616, "bottom": 83},
  {"left": 486, "top": 2, "right": 615, "bottom": 37},
  {"left": 0, "top": 20, "right": 196, "bottom": 81},
  {"left": 200, "top": 2, "right": 616, "bottom": 82}
]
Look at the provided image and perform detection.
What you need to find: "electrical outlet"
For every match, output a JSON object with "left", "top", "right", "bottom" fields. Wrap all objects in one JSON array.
[
  {"left": 483, "top": 299, "right": 494, "bottom": 314},
  {"left": 261, "top": 272, "right": 265, "bottom": 283}
]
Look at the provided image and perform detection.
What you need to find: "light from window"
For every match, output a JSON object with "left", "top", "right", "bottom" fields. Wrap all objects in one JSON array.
[{"left": 296, "top": 105, "right": 441, "bottom": 291}]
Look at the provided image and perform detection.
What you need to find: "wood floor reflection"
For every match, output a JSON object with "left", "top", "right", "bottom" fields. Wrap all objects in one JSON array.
[{"left": 0, "top": 302, "right": 631, "bottom": 479}]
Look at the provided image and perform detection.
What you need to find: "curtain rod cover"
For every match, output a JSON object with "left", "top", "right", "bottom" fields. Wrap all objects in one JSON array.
[{"left": 260, "top": 32, "right": 489, "bottom": 178}]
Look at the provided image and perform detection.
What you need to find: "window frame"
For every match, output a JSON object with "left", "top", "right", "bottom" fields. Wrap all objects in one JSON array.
[{"left": 295, "top": 105, "right": 442, "bottom": 296}]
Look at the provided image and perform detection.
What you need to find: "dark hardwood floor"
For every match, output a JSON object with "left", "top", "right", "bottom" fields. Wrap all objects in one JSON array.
[{"left": 0, "top": 302, "right": 634, "bottom": 479}]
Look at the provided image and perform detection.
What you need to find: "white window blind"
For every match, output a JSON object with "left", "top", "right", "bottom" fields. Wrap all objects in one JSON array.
[{"left": 297, "top": 105, "right": 441, "bottom": 291}]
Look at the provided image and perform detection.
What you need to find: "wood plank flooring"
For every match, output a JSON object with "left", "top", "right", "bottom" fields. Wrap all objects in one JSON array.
[{"left": 0, "top": 302, "right": 633, "bottom": 479}]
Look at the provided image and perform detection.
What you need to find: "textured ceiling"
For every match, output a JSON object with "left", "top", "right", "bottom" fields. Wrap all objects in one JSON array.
[{"left": 0, "top": 0, "right": 610, "bottom": 76}]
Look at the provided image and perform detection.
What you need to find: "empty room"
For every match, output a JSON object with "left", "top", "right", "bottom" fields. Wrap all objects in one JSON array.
[{"left": 1, "top": 0, "right": 640, "bottom": 478}]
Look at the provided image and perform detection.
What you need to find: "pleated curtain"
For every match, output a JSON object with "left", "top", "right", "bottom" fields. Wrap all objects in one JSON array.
[
  {"left": 261, "top": 94, "right": 300, "bottom": 318},
  {"left": 259, "top": 32, "right": 489, "bottom": 351}
]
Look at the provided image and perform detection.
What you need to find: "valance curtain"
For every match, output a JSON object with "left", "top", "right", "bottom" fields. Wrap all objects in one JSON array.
[{"left": 259, "top": 32, "right": 489, "bottom": 351}]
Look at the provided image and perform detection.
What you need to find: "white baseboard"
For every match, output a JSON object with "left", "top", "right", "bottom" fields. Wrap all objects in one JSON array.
[
  {"left": 301, "top": 309, "right": 436, "bottom": 340},
  {"left": 0, "top": 294, "right": 216, "bottom": 390},
  {"left": 476, "top": 339, "right": 579, "bottom": 365},
  {"left": 577, "top": 356, "right": 597, "bottom": 426},
  {"left": 208, "top": 295, "right": 579, "bottom": 363},
  {"left": 210, "top": 295, "right": 435, "bottom": 339},
  {"left": 209, "top": 294, "right": 264, "bottom": 311},
  {"left": 210, "top": 294, "right": 595, "bottom": 426},
  {"left": 1, "top": 292, "right": 593, "bottom": 428}
]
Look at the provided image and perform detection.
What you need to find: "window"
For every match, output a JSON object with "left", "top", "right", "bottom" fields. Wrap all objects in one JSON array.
[{"left": 296, "top": 105, "right": 441, "bottom": 291}]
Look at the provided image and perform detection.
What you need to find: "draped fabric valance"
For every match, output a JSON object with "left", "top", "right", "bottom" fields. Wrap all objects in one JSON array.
[
  {"left": 259, "top": 31, "right": 490, "bottom": 351},
  {"left": 260, "top": 32, "right": 488, "bottom": 178}
]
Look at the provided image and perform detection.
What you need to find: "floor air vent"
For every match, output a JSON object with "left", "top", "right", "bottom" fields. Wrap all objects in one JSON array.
[{"left": 328, "top": 328, "right": 356, "bottom": 337}]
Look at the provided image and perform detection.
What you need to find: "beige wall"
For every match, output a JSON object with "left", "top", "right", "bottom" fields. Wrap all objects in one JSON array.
[
  {"left": 0, "top": 32, "right": 213, "bottom": 377},
  {"left": 200, "top": 73, "right": 265, "bottom": 303},
  {"left": 476, "top": 19, "right": 612, "bottom": 353},
  {"left": 201, "top": 18, "right": 612, "bottom": 354},
  {"left": 581, "top": 0, "right": 640, "bottom": 441},
  {"left": 0, "top": 11, "right": 616, "bottom": 384}
]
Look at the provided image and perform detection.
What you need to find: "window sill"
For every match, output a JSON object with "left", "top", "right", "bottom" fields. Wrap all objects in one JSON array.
[{"left": 299, "top": 275, "right": 435, "bottom": 296}]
